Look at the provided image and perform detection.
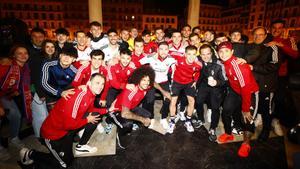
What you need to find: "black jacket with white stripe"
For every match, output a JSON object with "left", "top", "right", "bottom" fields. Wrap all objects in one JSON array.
[{"left": 246, "top": 36, "right": 281, "bottom": 92}]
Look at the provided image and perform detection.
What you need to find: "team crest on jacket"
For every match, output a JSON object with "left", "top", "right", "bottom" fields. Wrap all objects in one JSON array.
[{"left": 127, "top": 70, "right": 131, "bottom": 75}]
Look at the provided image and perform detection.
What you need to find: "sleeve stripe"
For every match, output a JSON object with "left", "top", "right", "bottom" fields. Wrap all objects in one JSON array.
[
  {"left": 270, "top": 45, "right": 279, "bottom": 63},
  {"left": 128, "top": 88, "right": 138, "bottom": 100},
  {"left": 74, "top": 64, "right": 89, "bottom": 81},
  {"left": 71, "top": 90, "right": 87, "bottom": 118},
  {"left": 231, "top": 60, "right": 245, "bottom": 87},
  {"left": 41, "top": 61, "right": 58, "bottom": 95}
]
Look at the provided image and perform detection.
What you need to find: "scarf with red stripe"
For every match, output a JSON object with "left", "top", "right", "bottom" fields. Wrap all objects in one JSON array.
[{"left": 0, "top": 60, "right": 32, "bottom": 121}]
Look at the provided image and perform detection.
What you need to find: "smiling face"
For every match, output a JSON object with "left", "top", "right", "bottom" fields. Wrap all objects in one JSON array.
[
  {"left": 45, "top": 42, "right": 55, "bottom": 56},
  {"left": 185, "top": 49, "right": 197, "bottom": 64},
  {"left": 181, "top": 26, "right": 191, "bottom": 39},
  {"left": 200, "top": 47, "right": 212, "bottom": 63},
  {"left": 76, "top": 32, "right": 87, "bottom": 46},
  {"left": 218, "top": 48, "right": 233, "bottom": 62},
  {"left": 91, "top": 55, "right": 104, "bottom": 70},
  {"left": 138, "top": 76, "right": 150, "bottom": 90},
  {"left": 56, "top": 34, "right": 68, "bottom": 44},
  {"left": 271, "top": 22, "right": 284, "bottom": 38},
  {"left": 230, "top": 32, "right": 242, "bottom": 43},
  {"left": 120, "top": 53, "right": 132, "bottom": 67},
  {"left": 253, "top": 28, "right": 267, "bottom": 44},
  {"left": 120, "top": 30, "right": 130, "bottom": 41},
  {"left": 13, "top": 47, "right": 29, "bottom": 66},
  {"left": 134, "top": 41, "right": 144, "bottom": 56},
  {"left": 31, "top": 32, "right": 45, "bottom": 47},
  {"left": 90, "top": 25, "right": 102, "bottom": 38},
  {"left": 172, "top": 32, "right": 182, "bottom": 46},
  {"left": 155, "top": 29, "right": 165, "bottom": 41},
  {"left": 158, "top": 44, "right": 169, "bottom": 59},
  {"left": 89, "top": 75, "right": 105, "bottom": 95},
  {"left": 59, "top": 54, "right": 75, "bottom": 68},
  {"left": 108, "top": 32, "right": 119, "bottom": 45}
]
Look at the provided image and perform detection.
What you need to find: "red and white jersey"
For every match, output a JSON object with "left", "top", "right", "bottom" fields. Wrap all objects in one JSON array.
[
  {"left": 172, "top": 56, "right": 202, "bottom": 84},
  {"left": 107, "top": 62, "right": 136, "bottom": 89},
  {"left": 41, "top": 87, "right": 95, "bottom": 140},
  {"left": 131, "top": 52, "right": 146, "bottom": 68},
  {"left": 223, "top": 56, "right": 259, "bottom": 112},
  {"left": 140, "top": 55, "right": 176, "bottom": 83},
  {"left": 168, "top": 42, "right": 187, "bottom": 58},
  {"left": 72, "top": 63, "right": 109, "bottom": 100},
  {"left": 110, "top": 85, "right": 147, "bottom": 112},
  {"left": 75, "top": 46, "right": 92, "bottom": 62}
]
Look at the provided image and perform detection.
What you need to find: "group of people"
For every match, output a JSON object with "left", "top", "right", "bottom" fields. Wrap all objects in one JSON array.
[{"left": 0, "top": 19, "right": 299, "bottom": 168}]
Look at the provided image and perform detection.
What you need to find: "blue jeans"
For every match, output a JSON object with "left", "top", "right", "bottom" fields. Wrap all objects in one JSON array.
[
  {"left": 0, "top": 96, "right": 22, "bottom": 138},
  {"left": 31, "top": 93, "right": 48, "bottom": 137}
]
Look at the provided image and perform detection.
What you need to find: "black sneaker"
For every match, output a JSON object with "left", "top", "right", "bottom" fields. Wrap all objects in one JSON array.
[
  {"left": 208, "top": 129, "right": 217, "bottom": 142},
  {"left": 258, "top": 130, "right": 270, "bottom": 142},
  {"left": 193, "top": 120, "right": 204, "bottom": 129}
]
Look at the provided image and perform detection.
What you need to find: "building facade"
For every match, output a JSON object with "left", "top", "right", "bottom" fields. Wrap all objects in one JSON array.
[{"left": 142, "top": 14, "right": 178, "bottom": 31}]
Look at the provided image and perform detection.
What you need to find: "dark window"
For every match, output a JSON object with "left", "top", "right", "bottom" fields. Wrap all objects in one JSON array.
[
  {"left": 36, "top": 22, "right": 39, "bottom": 27},
  {"left": 43, "top": 22, "right": 47, "bottom": 28},
  {"left": 51, "top": 22, "right": 54, "bottom": 28},
  {"left": 50, "top": 14, "right": 54, "bottom": 20},
  {"left": 42, "top": 13, "right": 46, "bottom": 20},
  {"left": 34, "top": 13, "right": 39, "bottom": 19},
  {"left": 161, "top": 18, "right": 164, "bottom": 23},
  {"left": 151, "top": 17, "right": 155, "bottom": 22},
  {"left": 166, "top": 18, "right": 170, "bottom": 23},
  {"left": 290, "top": 19, "right": 295, "bottom": 27},
  {"left": 171, "top": 18, "right": 175, "bottom": 23},
  {"left": 156, "top": 18, "right": 160, "bottom": 23}
]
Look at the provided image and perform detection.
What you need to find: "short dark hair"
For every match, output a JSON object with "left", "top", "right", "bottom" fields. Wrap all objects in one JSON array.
[
  {"left": 189, "top": 33, "right": 199, "bottom": 39},
  {"left": 215, "top": 32, "right": 227, "bottom": 39},
  {"left": 155, "top": 27, "right": 164, "bottom": 33},
  {"left": 90, "top": 49, "right": 105, "bottom": 60},
  {"left": 199, "top": 44, "right": 212, "bottom": 52},
  {"left": 172, "top": 29, "right": 181, "bottom": 35},
  {"left": 120, "top": 48, "right": 132, "bottom": 56},
  {"left": 229, "top": 28, "right": 242, "bottom": 35},
  {"left": 107, "top": 28, "right": 118, "bottom": 35},
  {"left": 75, "top": 30, "right": 85, "bottom": 37},
  {"left": 142, "top": 30, "right": 151, "bottom": 36},
  {"left": 60, "top": 46, "right": 78, "bottom": 58},
  {"left": 185, "top": 45, "right": 197, "bottom": 53},
  {"left": 55, "top": 28, "right": 69, "bottom": 36},
  {"left": 89, "top": 21, "right": 102, "bottom": 28},
  {"left": 128, "top": 65, "right": 155, "bottom": 87},
  {"left": 158, "top": 41, "right": 168, "bottom": 47},
  {"left": 192, "top": 26, "right": 200, "bottom": 32},
  {"left": 134, "top": 37, "right": 144, "bottom": 44},
  {"left": 181, "top": 24, "right": 191, "bottom": 30},
  {"left": 31, "top": 27, "right": 46, "bottom": 36},
  {"left": 271, "top": 19, "right": 285, "bottom": 26}
]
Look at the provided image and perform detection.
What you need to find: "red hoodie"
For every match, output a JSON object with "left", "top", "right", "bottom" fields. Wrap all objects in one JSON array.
[{"left": 223, "top": 56, "right": 259, "bottom": 112}]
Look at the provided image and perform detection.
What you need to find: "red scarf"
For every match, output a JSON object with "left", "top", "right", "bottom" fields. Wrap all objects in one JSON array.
[{"left": 0, "top": 60, "right": 32, "bottom": 121}]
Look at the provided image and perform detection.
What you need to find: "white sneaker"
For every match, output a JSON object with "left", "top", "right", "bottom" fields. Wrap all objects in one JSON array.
[
  {"left": 11, "top": 137, "right": 25, "bottom": 148},
  {"left": 206, "top": 109, "right": 212, "bottom": 123},
  {"left": 272, "top": 119, "right": 283, "bottom": 136},
  {"left": 254, "top": 114, "right": 263, "bottom": 127},
  {"left": 132, "top": 123, "right": 139, "bottom": 131},
  {"left": 148, "top": 119, "right": 155, "bottom": 129},
  {"left": 160, "top": 118, "right": 170, "bottom": 130},
  {"left": 179, "top": 110, "right": 186, "bottom": 121},
  {"left": 19, "top": 148, "right": 33, "bottom": 165},
  {"left": 78, "top": 128, "right": 85, "bottom": 138},
  {"left": 75, "top": 144, "right": 98, "bottom": 155},
  {"left": 0, "top": 146, "right": 10, "bottom": 161},
  {"left": 167, "top": 122, "right": 176, "bottom": 134},
  {"left": 96, "top": 123, "right": 105, "bottom": 133},
  {"left": 184, "top": 121, "right": 194, "bottom": 133},
  {"left": 105, "top": 123, "right": 113, "bottom": 134}
]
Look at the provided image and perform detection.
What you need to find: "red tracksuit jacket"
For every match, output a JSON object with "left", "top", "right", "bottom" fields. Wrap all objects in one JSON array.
[
  {"left": 41, "top": 87, "right": 97, "bottom": 140},
  {"left": 107, "top": 62, "right": 136, "bottom": 89},
  {"left": 223, "top": 56, "right": 259, "bottom": 112}
]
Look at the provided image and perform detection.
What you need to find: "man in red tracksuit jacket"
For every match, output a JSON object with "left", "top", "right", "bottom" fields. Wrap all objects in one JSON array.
[
  {"left": 218, "top": 41, "right": 259, "bottom": 158},
  {"left": 106, "top": 49, "right": 136, "bottom": 108},
  {"left": 72, "top": 49, "right": 109, "bottom": 109},
  {"left": 20, "top": 74, "right": 105, "bottom": 168}
]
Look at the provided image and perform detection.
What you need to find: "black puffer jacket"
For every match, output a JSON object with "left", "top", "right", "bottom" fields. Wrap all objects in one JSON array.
[{"left": 246, "top": 36, "right": 281, "bottom": 92}]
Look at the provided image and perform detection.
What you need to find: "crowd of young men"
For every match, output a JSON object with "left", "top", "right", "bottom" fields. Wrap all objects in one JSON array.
[{"left": 0, "top": 19, "right": 299, "bottom": 168}]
